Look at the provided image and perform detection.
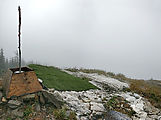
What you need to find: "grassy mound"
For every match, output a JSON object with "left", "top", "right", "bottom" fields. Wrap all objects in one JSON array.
[{"left": 28, "top": 64, "right": 98, "bottom": 91}]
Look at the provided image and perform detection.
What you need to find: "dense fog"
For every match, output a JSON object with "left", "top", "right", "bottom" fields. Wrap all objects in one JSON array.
[{"left": 0, "top": 0, "right": 161, "bottom": 80}]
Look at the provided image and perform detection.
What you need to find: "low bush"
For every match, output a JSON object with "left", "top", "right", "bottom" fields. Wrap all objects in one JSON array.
[{"left": 53, "top": 108, "right": 77, "bottom": 120}]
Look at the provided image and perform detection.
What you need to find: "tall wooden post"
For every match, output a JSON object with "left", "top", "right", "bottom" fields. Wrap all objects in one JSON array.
[{"left": 18, "top": 6, "right": 21, "bottom": 72}]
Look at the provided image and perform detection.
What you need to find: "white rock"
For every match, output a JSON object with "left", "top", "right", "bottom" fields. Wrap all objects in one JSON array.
[
  {"left": 149, "top": 115, "right": 160, "bottom": 119},
  {"left": 119, "top": 92, "right": 136, "bottom": 102},
  {"left": 61, "top": 70, "right": 161, "bottom": 119},
  {"left": 158, "top": 116, "right": 161, "bottom": 120},
  {"left": 89, "top": 81, "right": 102, "bottom": 89},
  {"left": 80, "top": 116, "right": 88, "bottom": 120},
  {"left": 38, "top": 78, "right": 43, "bottom": 83},
  {"left": 8, "top": 100, "right": 22, "bottom": 106},
  {"left": 90, "top": 102, "right": 105, "bottom": 112},
  {"left": 8, "top": 100, "right": 22, "bottom": 109},
  {"left": 119, "top": 92, "right": 148, "bottom": 119},
  {"left": 64, "top": 70, "right": 129, "bottom": 90},
  {"left": 14, "top": 71, "right": 24, "bottom": 73},
  {"left": 144, "top": 100, "right": 160, "bottom": 115},
  {"left": 132, "top": 98, "right": 144, "bottom": 112},
  {"left": 2, "top": 97, "right": 7, "bottom": 102},
  {"left": 133, "top": 93, "right": 140, "bottom": 99}
]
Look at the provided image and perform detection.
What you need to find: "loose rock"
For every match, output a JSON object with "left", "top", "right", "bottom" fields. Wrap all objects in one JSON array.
[
  {"left": 12, "top": 108, "right": 23, "bottom": 117},
  {"left": 2, "top": 97, "right": 7, "bottom": 103},
  {"left": 42, "top": 90, "right": 63, "bottom": 108},
  {"left": 39, "top": 93, "right": 45, "bottom": 105},
  {"left": 90, "top": 102, "right": 105, "bottom": 112},
  {"left": 35, "top": 103, "right": 41, "bottom": 112},
  {"left": 8, "top": 100, "right": 22, "bottom": 109}
]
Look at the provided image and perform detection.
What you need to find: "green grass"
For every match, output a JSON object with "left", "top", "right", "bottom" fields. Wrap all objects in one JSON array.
[{"left": 28, "top": 64, "right": 98, "bottom": 91}]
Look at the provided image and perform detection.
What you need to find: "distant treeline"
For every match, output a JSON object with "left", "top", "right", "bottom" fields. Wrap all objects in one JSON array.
[{"left": 0, "top": 48, "right": 32, "bottom": 76}]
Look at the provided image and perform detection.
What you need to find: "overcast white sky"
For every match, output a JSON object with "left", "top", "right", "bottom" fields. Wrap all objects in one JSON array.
[{"left": 0, "top": 0, "right": 161, "bottom": 80}]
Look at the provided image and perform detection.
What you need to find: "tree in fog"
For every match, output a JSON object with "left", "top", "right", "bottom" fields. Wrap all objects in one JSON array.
[
  {"left": 5, "top": 58, "right": 9, "bottom": 69},
  {"left": 0, "top": 48, "right": 5, "bottom": 75},
  {"left": 0, "top": 48, "right": 28, "bottom": 75}
]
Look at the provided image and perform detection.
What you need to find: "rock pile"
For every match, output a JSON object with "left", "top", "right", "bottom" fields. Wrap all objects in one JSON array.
[
  {"left": 59, "top": 71, "right": 161, "bottom": 120},
  {"left": 117, "top": 92, "right": 161, "bottom": 120},
  {"left": 0, "top": 89, "right": 64, "bottom": 120},
  {"left": 59, "top": 90, "right": 108, "bottom": 119}
]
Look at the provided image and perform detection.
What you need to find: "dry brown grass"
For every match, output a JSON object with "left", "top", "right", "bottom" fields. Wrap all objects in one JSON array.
[{"left": 130, "top": 80, "right": 161, "bottom": 109}]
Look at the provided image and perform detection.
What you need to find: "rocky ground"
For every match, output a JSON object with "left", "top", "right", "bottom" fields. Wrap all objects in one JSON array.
[
  {"left": 0, "top": 89, "right": 78, "bottom": 120},
  {"left": 57, "top": 70, "right": 161, "bottom": 120},
  {"left": 0, "top": 70, "right": 160, "bottom": 120}
]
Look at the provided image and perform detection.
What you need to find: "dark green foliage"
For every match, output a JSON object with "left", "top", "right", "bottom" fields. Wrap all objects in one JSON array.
[
  {"left": 29, "top": 64, "right": 98, "bottom": 91},
  {"left": 105, "top": 96, "right": 119, "bottom": 108},
  {"left": 6, "top": 117, "right": 12, "bottom": 120},
  {"left": 23, "top": 105, "right": 32, "bottom": 118},
  {"left": 106, "top": 72, "right": 115, "bottom": 77}
]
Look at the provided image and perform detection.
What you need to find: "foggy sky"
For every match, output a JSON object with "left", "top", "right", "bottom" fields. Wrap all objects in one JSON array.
[{"left": 0, "top": 0, "right": 161, "bottom": 80}]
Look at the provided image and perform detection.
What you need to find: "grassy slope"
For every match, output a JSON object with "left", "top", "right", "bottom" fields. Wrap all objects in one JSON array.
[{"left": 28, "top": 64, "right": 98, "bottom": 91}]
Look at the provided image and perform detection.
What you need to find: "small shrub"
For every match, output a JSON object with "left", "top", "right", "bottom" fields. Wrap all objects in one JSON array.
[
  {"left": 105, "top": 96, "right": 118, "bottom": 109},
  {"left": 128, "top": 110, "right": 136, "bottom": 116},
  {"left": 23, "top": 105, "right": 33, "bottom": 118},
  {"left": 122, "top": 87, "right": 131, "bottom": 92},
  {"left": 81, "top": 77, "right": 91, "bottom": 81},
  {"left": 65, "top": 68, "right": 79, "bottom": 72},
  {"left": 53, "top": 108, "right": 77, "bottom": 120},
  {"left": 105, "top": 96, "right": 136, "bottom": 117},
  {"left": 53, "top": 108, "right": 67, "bottom": 120},
  {"left": 106, "top": 72, "right": 115, "bottom": 77},
  {"left": 7, "top": 117, "right": 12, "bottom": 120},
  {"left": 115, "top": 73, "right": 126, "bottom": 80},
  {"left": 68, "top": 112, "right": 77, "bottom": 120}
]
